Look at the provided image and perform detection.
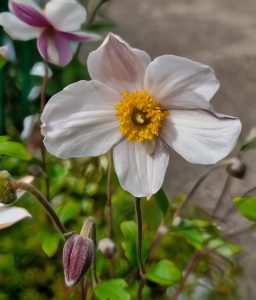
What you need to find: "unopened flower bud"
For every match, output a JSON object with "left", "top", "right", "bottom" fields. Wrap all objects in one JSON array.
[
  {"left": 226, "top": 157, "right": 246, "bottom": 179},
  {"left": 63, "top": 234, "right": 95, "bottom": 287},
  {"left": 0, "top": 171, "right": 17, "bottom": 204},
  {"left": 98, "top": 237, "right": 117, "bottom": 258}
]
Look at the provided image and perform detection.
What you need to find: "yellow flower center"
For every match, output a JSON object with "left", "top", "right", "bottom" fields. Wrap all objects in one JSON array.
[{"left": 115, "top": 90, "right": 169, "bottom": 143}]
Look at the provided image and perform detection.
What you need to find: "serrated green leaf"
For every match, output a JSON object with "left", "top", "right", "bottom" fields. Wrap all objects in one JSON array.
[
  {"left": 145, "top": 259, "right": 182, "bottom": 286},
  {"left": 0, "top": 141, "right": 32, "bottom": 160},
  {"left": 41, "top": 231, "right": 61, "bottom": 257},
  {"left": 233, "top": 197, "right": 256, "bottom": 221},
  {"left": 94, "top": 279, "right": 130, "bottom": 300}
]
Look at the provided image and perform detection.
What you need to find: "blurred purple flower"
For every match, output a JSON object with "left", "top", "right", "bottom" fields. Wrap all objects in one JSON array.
[{"left": 0, "top": 0, "right": 100, "bottom": 65}]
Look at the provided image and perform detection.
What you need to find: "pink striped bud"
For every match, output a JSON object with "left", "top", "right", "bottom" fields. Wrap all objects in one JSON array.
[{"left": 63, "top": 234, "right": 95, "bottom": 287}]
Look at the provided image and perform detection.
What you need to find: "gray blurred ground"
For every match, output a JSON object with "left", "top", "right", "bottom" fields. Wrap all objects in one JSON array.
[{"left": 97, "top": 0, "right": 256, "bottom": 299}]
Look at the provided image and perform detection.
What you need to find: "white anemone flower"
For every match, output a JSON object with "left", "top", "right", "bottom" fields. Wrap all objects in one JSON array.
[
  {"left": 41, "top": 34, "right": 241, "bottom": 198},
  {"left": 0, "top": 176, "right": 33, "bottom": 229}
]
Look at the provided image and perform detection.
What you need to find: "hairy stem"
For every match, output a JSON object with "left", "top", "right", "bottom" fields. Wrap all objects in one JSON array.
[
  {"left": 173, "top": 165, "right": 222, "bottom": 218},
  {"left": 172, "top": 251, "right": 202, "bottom": 300},
  {"left": 107, "top": 151, "right": 113, "bottom": 239},
  {"left": 135, "top": 197, "right": 146, "bottom": 300},
  {"left": 40, "top": 61, "right": 50, "bottom": 200},
  {"left": 12, "top": 180, "right": 67, "bottom": 236}
]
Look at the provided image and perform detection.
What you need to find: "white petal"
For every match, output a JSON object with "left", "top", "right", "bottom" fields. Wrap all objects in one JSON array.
[
  {"left": 0, "top": 12, "right": 42, "bottom": 41},
  {"left": 87, "top": 33, "right": 151, "bottom": 94},
  {"left": 144, "top": 55, "right": 220, "bottom": 110},
  {"left": 113, "top": 138, "right": 170, "bottom": 198},
  {"left": 41, "top": 80, "right": 122, "bottom": 158},
  {"left": 30, "top": 62, "right": 53, "bottom": 78},
  {"left": 16, "top": 175, "right": 34, "bottom": 198},
  {"left": 45, "top": 0, "right": 86, "bottom": 32},
  {"left": 161, "top": 109, "right": 241, "bottom": 164},
  {"left": 0, "top": 206, "right": 31, "bottom": 229}
]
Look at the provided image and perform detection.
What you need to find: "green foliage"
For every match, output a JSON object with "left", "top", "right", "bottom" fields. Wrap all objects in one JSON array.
[
  {"left": 0, "top": 139, "right": 32, "bottom": 160},
  {"left": 241, "top": 138, "right": 256, "bottom": 151},
  {"left": 145, "top": 259, "right": 182, "bottom": 286},
  {"left": 233, "top": 196, "right": 256, "bottom": 221},
  {"left": 41, "top": 231, "right": 62, "bottom": 258},
  {"left": 94, "top": 279, "right": 130, "bottom": 300}
]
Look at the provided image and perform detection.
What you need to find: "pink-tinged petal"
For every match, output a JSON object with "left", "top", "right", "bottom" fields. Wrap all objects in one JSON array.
[
  {"left": 41, "top": 80, "right": 122, "bottom": 158},
  {"left": 113, "top": 139, "right": 169, "bottom": 198},
  {"left": 45, "top": 0, "right": 86, "bottom": 32},
  {"left": 0, "top": 12, "right": 42, "bottom": 41},
  {"left": 0, "top": 206, "right": 31, "bottom": 229},
  {"left": 60, "top": 31, "right": 100, "bottom": 42},
  {"left": 10, "top": 0, "right": 49, "bottom": 27},
  {"left": 161, "top": 109, "right": 241, "bottom": 164},
  {"left": 87, "top": 33, "right": 151, "bottom": 94},
  {"left": 37, "top": 30, "right": 73, "bottom": 65},
  {"left": 144, "top": 55, "right": 220, "bottom": 110}
]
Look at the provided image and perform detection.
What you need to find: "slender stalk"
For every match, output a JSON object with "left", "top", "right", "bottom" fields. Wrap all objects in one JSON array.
[
  {"left": 107, "top": 151, "right": 113, "bottom": 239},
  {"left": 135, "top": 197, "right": 146, "bottom": 300},
  {"left": 212, "top": 174, "right": 232, "bottom": 217},
  {"left": 12, "top": 180, "right": 67, "bottom": 236},
  {"left": 173, "top": 165, "right": 222, "bottom": 218},
  {"left": 172, "top": 251, "right": 202, "bottom": 300},
  {"left": 80, "top": 217, "right": 99, "bottom": 287},
  {"left": 40, "top": 61, "right": 50, "bottom": 200},
  {"left": 86, "top": 0, "right": 110, "bottom": 26}
]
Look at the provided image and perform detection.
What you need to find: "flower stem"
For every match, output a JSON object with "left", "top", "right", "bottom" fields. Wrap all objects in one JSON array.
[
  {"left": 12, "top": 180, "right": 67, "bottom": 236},
  {"left": 173, "top": 165, "right": 222, "bottom": 218},
  {"left": 86, "top": 0, "right": 110, "bottom": 26},
  {"left": 80, "top": 217, "right": 99, "bottom": 287},
  {"left": 135, "top": 197, "right": 146, "bottom": 300},
  {"left": 107, "top": 151, "right": 113, "bottom": 239},
  {"left": 40, "top": 61, "right": 50, "bottom": 200},
  {"left": 172, "top": 251, "right": 202, "bottom": 300}
]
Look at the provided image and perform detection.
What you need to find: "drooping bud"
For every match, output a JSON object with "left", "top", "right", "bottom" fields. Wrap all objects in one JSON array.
[
  {"left": 226, "top": 157, "right": 246, "bottom": 179},
  {"left": 63, "top": 234, "right": 95, "bottom": 287},
  {"left": 98, "top": 237, "right": 117, "bottom": 258},
  {"left": 0, "top": 171, "right": 17, "bottom": 205}
]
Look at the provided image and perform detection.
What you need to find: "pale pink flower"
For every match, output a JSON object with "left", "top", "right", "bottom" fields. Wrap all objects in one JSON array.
[
  {"left": 41, "top": 34, "right": 241, "bottom": 198},
  {"left": 0, "top": 0, "right": 99, "bottom": 65}
]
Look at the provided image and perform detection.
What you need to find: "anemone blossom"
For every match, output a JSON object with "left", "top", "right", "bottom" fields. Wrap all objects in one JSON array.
[
  {"left": 0, "top": 0, "right": 99, "bottom": 65},
  {"left": 41, "top": 33, "right": 241, "bottom": 198}
]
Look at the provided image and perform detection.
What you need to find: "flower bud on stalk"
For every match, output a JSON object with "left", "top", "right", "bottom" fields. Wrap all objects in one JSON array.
[
  {"left": 0, "top": 171, "right": 17, "bottom": 204},
  {"left": 63, "top": 234, "right": 95, "bottom": 287},
  {"left": 226, "top": 157, "right": 246, "bottom": 179},
  {"left": 98, "top": 237, "right": 117, "bottom": 259}
]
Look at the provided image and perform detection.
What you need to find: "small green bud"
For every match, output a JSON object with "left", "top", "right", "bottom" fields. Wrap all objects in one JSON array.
[{"left": 0, "top": 171, "right": 17, "bottom": 204}]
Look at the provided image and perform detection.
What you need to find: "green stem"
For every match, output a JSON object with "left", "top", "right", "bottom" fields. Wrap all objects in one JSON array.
[
  {"left": 135, "top": 197, "right": 146, "bottom": 300},
  {"left": 12, "top": 180, "right": 67, "bottom": 236},
  {"left": 107, "top": 151, "right": 113, "bottom": 239}
]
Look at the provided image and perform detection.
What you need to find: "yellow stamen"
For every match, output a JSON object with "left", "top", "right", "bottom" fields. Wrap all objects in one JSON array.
[{"left": 115, "top": 90, "right": 169, "bottom": 143}]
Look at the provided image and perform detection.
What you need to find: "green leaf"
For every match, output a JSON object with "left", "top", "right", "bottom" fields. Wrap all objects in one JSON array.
[
  {"left": 41, "top": 231, "right": 61, "bottom": 258},
  {"left": 145, "top": 259, "right": 182, "bottom": 286},
  {"left": 208, "top": 239, "right": 241, "bottom": 257},
  {"left": 0, "top": 136, "right": 10, "bottom": 142},
  {"left": 0, "top": 141, "right": 32, "bottom": 160},
  {"left": 155, "top": 188, "right": 169, "bottom": 215},
  {"left": 241, "top": 138, "right": 256, "bottom": 151},
  {"left": 120, "top": 221, "right": 150, "bottom": 267},
  {"left": 120, "top": 221, "right": 137, "bottom": 266},
  {"left": 0, "top": 56, "right": 7, "bottom": 69},
  {"left": 94, "top": 279, "right": 130, "bottom": 300},
  {"left": 57, "top": 200, "right": 80, "bottom": 224},
  {"left": 233, "top": 197, "right": 256, "bottom": 221}
]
